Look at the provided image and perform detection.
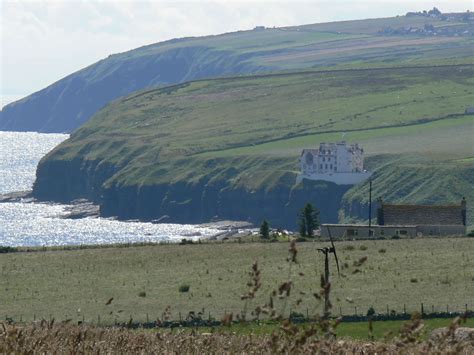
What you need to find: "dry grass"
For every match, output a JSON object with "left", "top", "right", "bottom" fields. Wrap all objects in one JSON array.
[{"left": 0, "top": 318, "right": 472, "bottom": 353}]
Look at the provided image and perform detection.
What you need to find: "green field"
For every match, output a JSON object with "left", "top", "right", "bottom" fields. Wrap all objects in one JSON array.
[
  {"left": 124, "top": 15, "right": 474, "bottom": 69},
  {"left": 51, "top": 65, "right": 474, "bottom": 173},
  {"left": 1, "top": 239, "right": 473, "bottom": 324}
]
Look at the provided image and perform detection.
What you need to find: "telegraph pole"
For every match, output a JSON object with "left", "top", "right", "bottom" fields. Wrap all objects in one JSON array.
[{"left": 368, "top": 178, "right": 372, "bottom": 228}]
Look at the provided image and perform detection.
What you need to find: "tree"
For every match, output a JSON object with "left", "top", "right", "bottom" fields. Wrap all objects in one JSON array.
[
  {"left": 298, "top": 203, "right": 320, "bottom": 238},
  {"left": 259, "top": 220, "right": 270, "bottom": 239}
]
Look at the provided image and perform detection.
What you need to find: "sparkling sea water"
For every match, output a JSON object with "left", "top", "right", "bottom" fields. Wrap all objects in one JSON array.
[{"left": 0, "top": 131, "right": 219, "bottom": 246}]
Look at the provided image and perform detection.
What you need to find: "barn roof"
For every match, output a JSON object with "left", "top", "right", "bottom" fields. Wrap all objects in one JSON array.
[{"left": 381, "top": 203, "right": 464, "bottom": 226}]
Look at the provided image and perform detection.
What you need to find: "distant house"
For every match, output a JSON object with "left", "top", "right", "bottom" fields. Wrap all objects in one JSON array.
[{"left": 321, "top": 198, "right": 467, "bottom": 238}]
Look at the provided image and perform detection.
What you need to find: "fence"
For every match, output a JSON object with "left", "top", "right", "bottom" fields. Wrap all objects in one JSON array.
[{"left": 4, "top": 303, "right": 473, "bottom": 328}]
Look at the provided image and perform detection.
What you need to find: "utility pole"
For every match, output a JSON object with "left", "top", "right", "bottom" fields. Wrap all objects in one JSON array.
[
  {"left": 368, "top": 178, "right": 372, "bottom": 228},
  {"left": 319, "top": 227, "right": 340, "bottom": 318}
]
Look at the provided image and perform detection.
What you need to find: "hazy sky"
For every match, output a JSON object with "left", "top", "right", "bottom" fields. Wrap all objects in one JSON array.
[{"left": 1, "top": 0, "right": 472, "bottom": 106}]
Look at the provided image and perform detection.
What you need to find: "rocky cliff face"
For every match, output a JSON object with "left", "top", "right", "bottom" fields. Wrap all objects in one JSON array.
[
  {"left": 101, "top": 179, "right": 350, "bottom": 228},
  {"left": 33, "top": 156, "right": 350, "bottom": 229}
]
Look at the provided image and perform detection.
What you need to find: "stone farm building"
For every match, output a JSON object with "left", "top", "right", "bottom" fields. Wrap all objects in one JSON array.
[{"left": 322, "top": 198, "right": 467, "bottom": 238}]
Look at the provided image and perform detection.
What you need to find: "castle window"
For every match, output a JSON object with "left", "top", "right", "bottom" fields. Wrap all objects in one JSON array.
[
  {"left": 320, "top": 164, "right": 322, "bottom": 169},
  {"left": 325, "top": 164, "right": 328, "bottom": 169},
  {"left": 322, "top": 157, "right": 325, "bottom": 162},
  {"left": 330, "top": 164, "right": 333, "bottom": 169}
]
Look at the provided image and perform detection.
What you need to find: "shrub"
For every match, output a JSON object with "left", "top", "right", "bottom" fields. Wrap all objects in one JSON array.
[
  {"left": 367, "top": 306, "right": 376, "bottom": 317},
  {"left": 359, "top": 245, "right": 367, "bottom": 251},
  {"left": 138, "top": 291, "right": 146, "bottom": 297},
  {"left": 0, "top": 246, "right": 17, "bottom": 253},
  {"left": 179, "top": 284, "right": 190, "bottom": 293}
]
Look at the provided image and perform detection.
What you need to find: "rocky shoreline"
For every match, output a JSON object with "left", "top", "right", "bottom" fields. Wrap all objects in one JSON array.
[
  {"left": 0, "top": 191, "right": 100, "bottom": 219},
  {"left": 0, "top": 191, "right": 256, "bottom": 241}
]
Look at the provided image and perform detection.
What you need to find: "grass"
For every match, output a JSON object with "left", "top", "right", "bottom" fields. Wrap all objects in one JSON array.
[
  {"left": 124, "top": 14, "right": 474, "bottom": 70},
  {"left": 0, "top": 238, "right": 472, "bottom": 324},
  {"left": 48, "top": 64, "right": 474, "bottom": 175},
  {"left": 198, "top": 115, "right": 474, "bottom": 159}
]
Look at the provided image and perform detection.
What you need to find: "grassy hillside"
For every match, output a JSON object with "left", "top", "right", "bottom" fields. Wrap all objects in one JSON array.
[
  {"left": 51, "top": 65, "right": 473, "bottom": 165},
  {"left": 1, "top": 13, "right": 473, "bottom": 132},
  {"left": 0, "top": 239, "right": 472, "bottom": 323},
  {"left": 33, "top": 64, "right": 474, "bottom": 227}
]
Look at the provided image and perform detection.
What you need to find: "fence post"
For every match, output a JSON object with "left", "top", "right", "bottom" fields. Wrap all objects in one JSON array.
[
  {"left": 386, "top": 304, "right": 389, "bottom": 315},
  {"left": 146, "top": 313, "right": 149, "bottom": 323},
  {"left": 432, "top": 305, "right": 434, "bottom": 313},
  {"left": 446, "top": 304, "right": 449, "bottom": 313},
  {"left": 421, "top": 303, "right": 424, "bottom": 315},
  {"left": 98, "top": 314, "right": 100, "bottom": 325},
  {"left": 339, "top": 307, "right": 342, "bottom": 316},
  {"left": 354, "top": 306, "right": 357, "bottom": 315},
  {"left": 403, "top": 304, "right": 406, "bottom": 314},
  {"left": 466, "top": 304, "right": 468, "bottom": 312}
]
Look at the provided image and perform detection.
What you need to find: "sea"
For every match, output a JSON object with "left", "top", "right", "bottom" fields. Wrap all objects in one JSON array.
[{"left": 0, "top": 131, "right": 220, "bottom": 247}]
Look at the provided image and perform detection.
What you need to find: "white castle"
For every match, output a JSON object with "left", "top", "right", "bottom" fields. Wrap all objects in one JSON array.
[{"left": 296, "top": 141, "right": 372, "bottom": 185}]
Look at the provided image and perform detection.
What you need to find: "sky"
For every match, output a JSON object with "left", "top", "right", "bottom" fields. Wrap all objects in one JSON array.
[{"left": 1, "top": 0, "right": 472, "bottom": 108}]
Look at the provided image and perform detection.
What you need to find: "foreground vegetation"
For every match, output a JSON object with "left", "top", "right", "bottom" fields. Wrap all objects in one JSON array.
[
  {"left": 1, "top": 316, "right": 473, "bottom": 353},
  {"left": 0, "top": 238, "right": 472, "bottom": 324}
]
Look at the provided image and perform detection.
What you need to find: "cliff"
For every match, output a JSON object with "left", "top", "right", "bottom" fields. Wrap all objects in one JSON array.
[
  {"left": 32, "top": 65, "right": 474, "bottom": 228},
  {"left": 2, "top": 14, "right": 473, "bottom": 133},
  {"left": 33, "top": 155, "right": 350, "bottom": 228}
]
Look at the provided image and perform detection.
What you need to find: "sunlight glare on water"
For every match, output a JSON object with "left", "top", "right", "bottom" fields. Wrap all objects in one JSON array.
[{"left": 0, "top": 132, "right": 219, "bottom": 246}]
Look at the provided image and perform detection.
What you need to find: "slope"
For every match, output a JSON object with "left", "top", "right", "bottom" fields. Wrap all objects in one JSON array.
[
  {"left": 1, "top": 13, "right": 473, "bottom": 132},
  {"left": 32, "top": 64, "right": 474, "bottom": 228}
]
